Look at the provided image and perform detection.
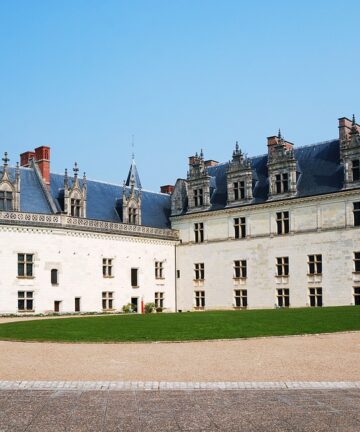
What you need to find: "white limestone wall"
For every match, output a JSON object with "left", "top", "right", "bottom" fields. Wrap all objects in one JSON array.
[
  {"left": 0, "top": 226, "right": 176, "bottom": 314},
  {"left": 173, "top": 192, "right": 360, "bottom": 311}
]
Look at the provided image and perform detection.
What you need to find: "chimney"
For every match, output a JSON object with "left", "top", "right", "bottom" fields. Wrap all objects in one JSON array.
[
  {"left": 160, "top": 185, "right": 174, "bottom": 194},
  {"left": 267, "top": 133, "right": 294, "bottom": 156},
  {"left": 34, "top": 146, "right": 50, "bottom": 188},
  {"left": 339, "top": 116, "right": 360, "bottom": 142},
  {"left": 204, "top": 160, "right": 219, "bottom": 167},
  {"left": 20, "top": 151, "right": 35, "bottom": 167}
]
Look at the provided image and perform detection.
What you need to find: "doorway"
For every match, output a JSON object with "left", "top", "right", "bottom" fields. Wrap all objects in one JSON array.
[
  {"left": 75, "top": 297, "right": 81, "bottom": 312},
  {"left": 131, "top": 297, "right": 138, "bottom": 313},
  {"left": 54, "top": 300, "right": 61, "bottom": 312}
]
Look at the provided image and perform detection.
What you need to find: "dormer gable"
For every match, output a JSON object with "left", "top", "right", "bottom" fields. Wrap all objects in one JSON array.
[
  {"left": 186, "top": 149, "right": 211, "bottom": 212},
  {"left": 122, "top": 159, "right": 142, "bottom": 225},
  {"left": 63, "top": 162, "right": 87, "bottom": 217},
  {"left": 339, "top": 115, "right": 360, "bottom": 189},
  {"left": 0, "top": 152, "right": 20, "bottom": 211},
  {"left": 226, "top": 142, "right": 253, "bottom": 205},
  {"left": 267, "top": 130, "right": 297, "bottom": 199}
]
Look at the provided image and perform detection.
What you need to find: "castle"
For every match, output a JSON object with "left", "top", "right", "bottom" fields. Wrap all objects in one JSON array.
[{"left": 1, "top": 115, "right": 360, "bottom": 314}]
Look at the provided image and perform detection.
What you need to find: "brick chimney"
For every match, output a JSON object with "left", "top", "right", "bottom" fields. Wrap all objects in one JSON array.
[
  {"left": 20, "top": 146, "right": 51, "bottom": 188},
  {"left": 160, "top": 185, "right": 174, "bottom": 194},
  {"left": 339, "top": 116, "right": 360, "bottom": 142},
  {"left": 267, "top": 132, "right": 294, "bottom": 156},
  {"left": 204, "top": 160, "right": 219, "bottom": 167}
]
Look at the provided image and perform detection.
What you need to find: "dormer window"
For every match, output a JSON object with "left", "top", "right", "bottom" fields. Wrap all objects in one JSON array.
[
  {"left": 128, "top": 207, "right": 137, "bottom": 224},
  {"left": 352, "top": 160, "right": 360, "bottom": 181},
  {"left": 122, "top": 161, "right": 142, "bottom": 225},
  {"left": 0, "top": 190, "right": 13, "bottom": 211},
  {"left": 71, "top": 198, "right": 81, "bottom": 217},
  {"left": 194, "top": 188, "right": 204, "bottom": 207},
  {"left": 233, "top": 181, "right": 245, "bottom": 200},
  {"left": 275, "top": 173, "right": 289, "bottom": 194}
]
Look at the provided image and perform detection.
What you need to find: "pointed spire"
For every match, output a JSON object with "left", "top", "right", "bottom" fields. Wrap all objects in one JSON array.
[
  {"left": 125, "top": 159, "right": 142, "bottom": 189},
  {"left": 235, "top": 141, "right": 239, "bottom": 152},
  {"left": 73, "top": 162, "right": 79, "bottom": 178},
  {"left": 277, "top": 129, "right": 282, "bottom": 139},
  {"left": 15, "top": 162, "right": 20, "bottom": 181},
  {"left": 350, "top": 114, "right": 358, "bottom": 136},
  {"left": 200, "top": 148, "right": 204, "bottom": 159},
  {"left": 82, "top": 172, "right": 87, "bottom": 187}
]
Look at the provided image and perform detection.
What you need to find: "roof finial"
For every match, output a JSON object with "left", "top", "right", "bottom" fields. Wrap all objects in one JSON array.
[
  {"left": 2, "top": 152, "right": 9, "bottom": 168},
  {"left": 352, "top": 114, "right": 356, "bottom": 126},
  {"left": 73, "top": 162, "right": 79, "bottom": 178},
  {"left": 200, "top": 148, "right": 204, "bottom": 159},
  {"left": 235, "top": 141, "right": 239, "bottom": 152},
  {"left": 278, "top": 129, "right": 282, "bottom": 139},
  {"left": 350, "top": 114, "right": 358, "bottom": 136}
]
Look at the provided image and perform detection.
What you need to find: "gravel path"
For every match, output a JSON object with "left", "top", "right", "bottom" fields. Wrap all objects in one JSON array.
[{"left": 0, "top": 330, "right": 359, "bottom": 381}]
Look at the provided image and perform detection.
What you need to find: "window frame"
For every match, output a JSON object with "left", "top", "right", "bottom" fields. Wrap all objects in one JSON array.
[
  {"left": 194, "top": 290, "right": 205, "bottom": 308},
  {"left": 194, "top": 222, "right": 204, "bottom": 243},
  {"left": 308, "top": 254, "right": 322, "bottom": 275},
  {"left": 17, "top": 291, "right": 34, "bottom": 312},
  {"left": 131, "top": 268, "right": 139, "bottom": 287},
  {"left": 102, "top": 258, "right": 113, "bottom": 278},
  {"left": 234, "top": 289, "right": 248, "bottom": 308},
  {"left": 353, "top": 202, "right": 360, "bottom": 226},
  {"left": 0, "top": 190, "right": 13, "bottom": 211},
  {"left": 234, "top": 217, "right": 246, "bottom": 239},
  {"left": 155, "top": 261, "right": 164, "bottom": 279},
  {"left": 276, "top": 257, "right": 289, "bottom": 276},
  {"left": 309, "top": 287, "right": 323, "bottom": 307},
  {"left": 194, "top": 263, "right": 205, "bottom": 281},
  {"left": 276, "top": 211, "right": 290, "bottom": 235},
  {"left": 233, "top": 260, "right": 247, "bottom": 279},
  {"left": 102, "top": 291, "right": 114, "bottom": 310},
  {"left": 155, "top": 292, "right": 164, "bottom": 309},
  {"left": 17, "top": 253, "right": 34, "bottom": 278},
  {"left": 276, "top": 288, "right": 290, "bottom": 307}
]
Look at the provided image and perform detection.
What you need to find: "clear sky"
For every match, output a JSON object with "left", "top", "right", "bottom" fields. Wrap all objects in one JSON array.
[{"left": 1, "top": 0, "right": 359, "bottom": 191}]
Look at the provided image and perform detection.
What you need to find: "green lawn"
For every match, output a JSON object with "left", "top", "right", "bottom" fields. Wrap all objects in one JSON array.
[{"left": 0, "top": 307, "right": 359, "bottom": 342}]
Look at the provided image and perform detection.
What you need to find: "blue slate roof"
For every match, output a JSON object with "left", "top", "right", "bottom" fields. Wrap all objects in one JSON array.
[
  {"left": 126, "top": 159, "right": 142, "bottom": 189},
  {"left": 50, "top": 173, "right": 171, "bottom": 228},
  {"left": 194, "top": 139, "right": 344, "bottom": 211},
  {"left": 0, "top": 167, "right": 53, "bottom": 214}
]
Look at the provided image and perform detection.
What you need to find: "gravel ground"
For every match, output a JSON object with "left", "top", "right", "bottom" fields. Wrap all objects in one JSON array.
[{"left": 0, "top": 327, "right": 359, "bottom": 381}]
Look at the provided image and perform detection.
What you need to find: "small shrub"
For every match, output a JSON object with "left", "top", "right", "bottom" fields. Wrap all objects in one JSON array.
[
  {"left": 122, "top": 303, "right": 133, "bottom": 313},
  {"left": 144, "top": 302, "right": 155, "bottom": 314}
]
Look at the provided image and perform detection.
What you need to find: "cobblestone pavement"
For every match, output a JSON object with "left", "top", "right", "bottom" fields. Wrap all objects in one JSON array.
[{"left": 0, "top": 388, "right": 359, "bottom": 432}]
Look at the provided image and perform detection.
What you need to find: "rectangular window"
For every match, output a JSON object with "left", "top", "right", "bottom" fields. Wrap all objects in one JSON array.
[
  {"left": 309, "top": 287, "right": 322, "bottom": 307},
  {"left": 308, "top": 255, "right": 322, "bottom": 275},
  {"left": 155, "top": 292, "right": 164, "bottom": 309},
  {"left": 54, "top": 300, "right": 61, "bottom": 313},
  {"left": 176, "top": 270, "right": 180, "bottom": 278},
  {"left": 277, "top": 288, "right": 290, "bottom": 307},
  {"left": 102, "top": 291, "right": 113, "bottom": 310},
  {"left": 131, "top": 268, "right": 138, "bottom": 287},
  {"left": 75, "top": 297, "right": 81, "bottom": 312},
  {"left": 0, "top": 190, "right": 13, "bottom": 211},
  {"left": 354, "top": 202, "right": 360, "bottom": 226},
  {"left": 102, "top": 258, "right": 113, "bottom": 277},
  {"left": 355, "top": 252, "right": 360, "bottom": 272},
  {"left": 194, "top": 188, "right": 204, "bottom": 207},
  {"left": 194, "top": 290, "right": 205, "bottom": 308},
  {"left": 71, "top": 199, "right": 81, "bottom": 217},
  {"left": 354, "top": 287, "right": 360, "bottom": 306},
  {"left": 155, "top": 261, "right": 164, "bottom": 279},
  {"left": 194, "top": 263, "right": 205, "bottom": 280},
  {"left": 275, "top": 173, "right": 289, "bottom": 194},
  {"left": 17, "top": 253, "right": 34, "bottom": 278},
  {"left": 352, "top": 159, "right": 360, "bottom": 181},
  {"left": 234, "top": 260, "right": 247, "bottom": 278},
  {"left": 194, "top": 222, "right": 204, "bottom": 243},
  {"left": 276, "top": 257, "right": 289, "bottom": 276},
  {"left": 276, "top": 211, "right": 289, "bottom": 234},
  {"left": 234, "top": 217, "right": 246, "bottom": 239},
  {"left": 128, "top": 207, "right": 137, "bottom": 224},
  {"left": 234, "top": 289, "right": 247, "bottom": 307},
  {"left": 51, "top": 269, "right": 58, "bottom": 285},
  {"left": 233, "top": 181, "right": 245, "bottom": 200},
  {"left": 18, "top": 291, "right": 33, "bottom": 311}
]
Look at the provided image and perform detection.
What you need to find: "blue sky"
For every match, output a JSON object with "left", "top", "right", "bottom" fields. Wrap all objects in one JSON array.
[{"left": 0, "top": 0, "right": 359, "bottom": 191}]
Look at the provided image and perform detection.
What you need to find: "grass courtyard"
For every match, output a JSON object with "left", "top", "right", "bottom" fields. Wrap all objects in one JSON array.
[{"left": 0, "top": 306, "right": 359, "bottom": 342}]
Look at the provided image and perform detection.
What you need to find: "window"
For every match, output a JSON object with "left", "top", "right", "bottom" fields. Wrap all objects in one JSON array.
[
  {"left": 131, "top": 268, "right": 138, "bottom": 287},
  {"left": 355, "top": 252, "right": 360, "bottom": 272},
  {"left": 102, "top": 258, "right": 113, "bottom": 277},
  {"left": 234, "top": 260, "right": 247, "bottom": 278},
  {"left": 71, "top": 198, "right": 81, "bottom": 217},
  {"left": 234, "top": 289, "right": 247, "bottom": 307},
  {"left": 354, "top": 202, "right": 360, "bottom": 226},
  {"left": 155, "top": 261, "right": 164, "bottom": 279},
  {"left": 277, "top": 288, "right": 290, "bottom": 307},
  {"left": 51, "top": 269, "right": 58, "bottom": 285},
  {"left": 352, "top": 160, "right": 360, "bottom": 181},
  {"left": 176, "top": 270, "right": 180, "bottom": 278},
  {"left": 155, "top": 292, "right": 164, "bottom": 309},
  {"left": 233, "top": 181, "right": 245, "bottom": 200},
  {"left": 195, "top": 290, "right": 205, "bottom": 308},
  {"left": 275, "top": 173, "right": 289, "bottom": 194},
  {"left": 129, "top": 207, "right": 137, "bottom": 224},
  {"left": 17, "top": 254, "right": 34, "bottom": 278},
  {"left": 276, "top": 211, "right": 289, "bottom": 234},
  {"left": 354, "top": 287, "right": 360, "bottom": 306},
  {"left": 308, "top": 255, "right": 322, "bottom": 275},
  {"left": 194, "top": 222, "right": 204, "bottom": 243},
  {"left": 102, "top": 292, "right": 114, "bottom": 310},
  {"left": 18, "top": 291, "right": 33, "bottom": 311},
  {"left": 194, "top": 188, "right": 204, "bottom": 207},
  {"left": 54, "top": 300, "right": 61, "bottom": 312},
  {"left": 234, "top": 217, "right": 246, "bottom": 239},
  {"left": 309, "top": 287, "right": 322, "bottom": 307},
  {"left": 194, "top": 263, "right": 205, "bottom": 280},
  {"left": 0, "top": 190, "right": 13, "bottom": 211},
  {"left": 276, "top": 257, "right": 289, "bottom": 276}
]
